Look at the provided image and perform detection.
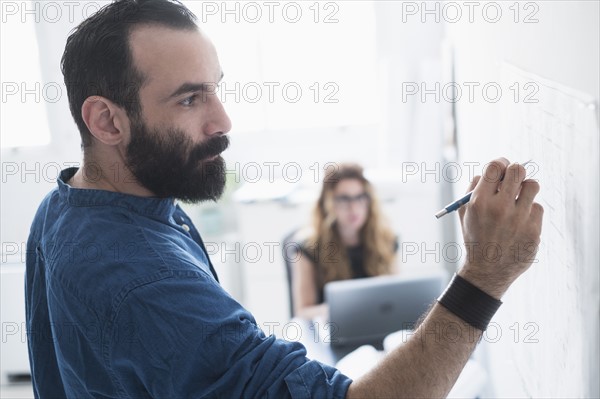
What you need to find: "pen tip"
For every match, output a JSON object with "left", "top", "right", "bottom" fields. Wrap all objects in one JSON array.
[{"left": 435, "top": 209, "right": 448, "bottom": 219}]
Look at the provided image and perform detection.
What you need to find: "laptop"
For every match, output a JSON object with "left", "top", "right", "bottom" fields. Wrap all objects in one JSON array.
[{"left": 325, "top": 273, "right": 446, "bottom": 348}]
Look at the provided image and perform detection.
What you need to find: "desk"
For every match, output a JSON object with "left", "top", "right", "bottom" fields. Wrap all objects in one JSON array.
[
  {"left": 290, "top": 318, "right": 488, "bottom": 398},
  {"left": 291, "top": 318, "right": 387, "bottom": 365},
  {"left": 291, "top": 318, "right": 351, "bottom": 365}
]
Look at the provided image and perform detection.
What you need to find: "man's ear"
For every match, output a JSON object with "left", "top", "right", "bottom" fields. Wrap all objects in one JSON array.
[{"left": 81, "top": 96, "right": 131, "bottom": 146}]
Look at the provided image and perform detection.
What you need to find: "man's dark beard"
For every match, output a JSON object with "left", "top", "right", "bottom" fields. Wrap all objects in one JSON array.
[{"left": 125, "top": 117, "right": 229, "bottom": 203}]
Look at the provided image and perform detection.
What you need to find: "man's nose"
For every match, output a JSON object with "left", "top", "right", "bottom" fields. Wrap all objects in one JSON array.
[
  {"left": 349, "top": 200, "right": 362, "bottom": 212},
  {"left": 204, "top": 96, "right": 232, "bottom": 136}
]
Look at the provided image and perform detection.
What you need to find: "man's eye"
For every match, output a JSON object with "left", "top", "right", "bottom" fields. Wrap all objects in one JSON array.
[{"left": 180, "top": 94, "right": 198, "bottom": 106}]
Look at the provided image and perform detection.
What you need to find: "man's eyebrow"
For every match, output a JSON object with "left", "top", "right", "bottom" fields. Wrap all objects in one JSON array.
[{"left": 165, "top": 72, "right": 225, "bottom": 100}]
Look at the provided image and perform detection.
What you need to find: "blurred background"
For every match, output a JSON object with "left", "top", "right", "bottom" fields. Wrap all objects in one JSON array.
[{"left": 1, "top": 1, "right": 598, "bottom": 397}]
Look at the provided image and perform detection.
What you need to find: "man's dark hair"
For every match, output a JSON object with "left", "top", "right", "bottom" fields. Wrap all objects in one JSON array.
[{"left": 61, "top": 0, "right": 198, "bottom": 148}]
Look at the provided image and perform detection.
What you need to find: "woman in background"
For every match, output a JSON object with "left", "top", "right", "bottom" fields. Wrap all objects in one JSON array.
[{"left": 292, "top": 163, "right": 398, "bottom": 319}]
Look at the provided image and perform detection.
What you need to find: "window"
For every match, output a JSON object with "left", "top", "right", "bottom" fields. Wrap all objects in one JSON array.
[
  {"left": 186, "top": 1, "right": 379, "bottom": 132},
  {"left": 1, "top": 0, "right": 52, "bottom": 148}
]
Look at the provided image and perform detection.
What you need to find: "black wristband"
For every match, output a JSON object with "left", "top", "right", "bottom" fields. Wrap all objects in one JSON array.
[{"left": 437, "top": 273, "right": 502, "bottom": 331}]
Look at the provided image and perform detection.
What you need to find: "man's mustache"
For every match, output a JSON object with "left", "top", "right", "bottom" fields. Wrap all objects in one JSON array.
[{"left": 190, "top": 135, "right": 230, "bottom": 161}]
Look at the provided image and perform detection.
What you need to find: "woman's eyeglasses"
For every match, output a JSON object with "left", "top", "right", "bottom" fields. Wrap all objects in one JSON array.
[{"left": 333, "top": 193, "right": 370, "bottom": 208}]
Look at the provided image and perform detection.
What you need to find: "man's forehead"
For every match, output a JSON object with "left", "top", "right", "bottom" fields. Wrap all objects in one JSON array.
[{"left": 128, "top": 25, "right": 221, "bottom": 86}]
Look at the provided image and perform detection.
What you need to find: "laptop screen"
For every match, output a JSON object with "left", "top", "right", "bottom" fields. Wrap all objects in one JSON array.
[{"left": 325, "top": 273, "right": 446, "bottom": 347}]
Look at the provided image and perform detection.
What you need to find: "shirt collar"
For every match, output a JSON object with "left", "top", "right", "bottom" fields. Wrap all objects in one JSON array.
[{"left": 57, "top": 167, "right": 178, "bottom": 220}]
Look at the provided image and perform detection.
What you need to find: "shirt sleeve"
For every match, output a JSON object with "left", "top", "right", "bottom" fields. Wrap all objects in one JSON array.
[{"left": 107, "top": 271, "right": 352, "bottom": 398}]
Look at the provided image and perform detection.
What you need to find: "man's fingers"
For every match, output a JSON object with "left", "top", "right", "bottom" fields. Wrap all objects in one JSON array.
[
  {"left": 474, "top": 158, "right": 510, "bottom": 195},
  {"left": 528, "top": 202, "right": 544, "bottom": 246},
  {"left": 458, "top": 175, "right": 481, "bottom": 219},
  {"left": 466, "top": 175, "right": 481, "bottom": 193},
  {"left": 500, "top": 163, "right": 527, "bottom": 199},
  {"left": 516, "top": 179, "right": 540, "bottom": 209},
  {"left": 530, "top": 202, "right": 544, "bottom": 232}
]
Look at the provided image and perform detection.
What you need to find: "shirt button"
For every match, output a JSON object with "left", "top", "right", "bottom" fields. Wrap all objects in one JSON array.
[{"left": 181, "top": 224, "right": 190, "bottom": 232}]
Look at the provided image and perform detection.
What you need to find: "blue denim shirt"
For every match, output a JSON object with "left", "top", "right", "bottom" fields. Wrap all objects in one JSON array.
[{"left": 25, "top": 167, "right": 352, "bottom": 398}]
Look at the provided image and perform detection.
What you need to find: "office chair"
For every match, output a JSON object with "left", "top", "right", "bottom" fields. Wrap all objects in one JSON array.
[{"left": 282, "top": 228, "right": 301, "bottom": 318}]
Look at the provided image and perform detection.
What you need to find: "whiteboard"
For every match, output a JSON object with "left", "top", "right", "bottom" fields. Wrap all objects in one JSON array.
[
  {"left": 457, "top": 63, "right": 599, "bottom": 398},
  {"left": 502, "top": 64, "right": 599, "bottom": 398}
]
